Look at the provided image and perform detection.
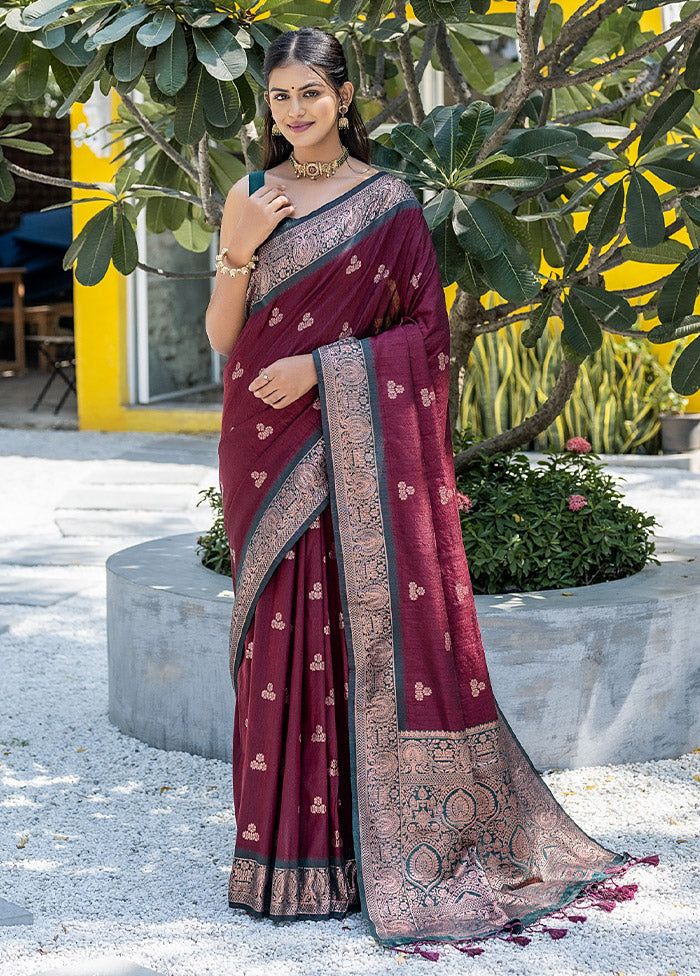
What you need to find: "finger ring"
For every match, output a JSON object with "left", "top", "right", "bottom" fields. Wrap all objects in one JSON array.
[{"left": 262, "top": 372, "right": 269, "bottom": 381}]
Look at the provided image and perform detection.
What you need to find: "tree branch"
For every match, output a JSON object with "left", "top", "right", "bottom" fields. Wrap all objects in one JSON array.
[
  {"left": 197, "top": 133, "right": 222, "bottom": 225},
  {"left": 435, "top": 22, "right": 473, "bottom": 103},
  {"left": 453, "top": 357, "right": 581, "bottom": 471},
  {"left": 539, "top": 12, "right": 700, "bottom": 89},
  {"left": 3, "top": 160, "right": 204, "bottom": 206},
  {"left": 516, "top": 0, "right": 537, "bottom": 86},
  {"left": 393, "top": 0, "right": 425, "bottom": 125},
  {"left": 136, "top": 260, "right": 214, "bottom": 279},
  {"left": 119, "top": 92, "right": 203, "bottom": 189},
  {"left": 365, "top": 26, "right": 436, "bottom": 133},
  {"left": 553, "top": 61, "right": 662, "bottom": 124}
]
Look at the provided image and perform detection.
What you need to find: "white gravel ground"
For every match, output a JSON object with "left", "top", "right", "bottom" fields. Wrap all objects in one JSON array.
[{"left": 1, "top": 430, "right": 699, "bottom": 976}]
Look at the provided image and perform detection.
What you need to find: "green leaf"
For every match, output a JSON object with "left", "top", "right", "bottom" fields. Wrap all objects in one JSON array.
[
  {"left": 74, "top": 207, "right": 115, "bottom": 285},
  {"left": 452, "top": 195, "right": 507, "bottom": 259},
  {"left": 112, "top": 209, "right": 138, "bottom": 275},
  {"left": 411, "top": 0, "right": 470, "bottom": 24},
  {"left": 505, "top": 127, "right": 578, "bottom": 159},
  {"left": 480, "top": 244, "right": 541, "bottom": 302},
  {"left": 562, "top": 294, "right": 603, "bottom": 356},
  {"left": 681, "top": 196, "right": 700, "bottom": 227},
  {"left": 174, "top": 62, "right": 207, "bottom": 144},
  {"left": 644, "top": 154, "right": 700, "bottom": 189},
  {"left": 0, "top": 28, "right": 26, "bottom": 83},
  {"left": 431, "top": 218, "right": 467, "bottom": 287},
  {"left": 456, "top": 252, "right": 486, "bottom": 296},
  {"left": 421, "top": 105, "right": 464, "bottom": 171},
  {"left": 467, "top": 156, "right": 547, "bottom": 189},
  {"left": 521, "top": 293, "right": 555, "bottom": 347},
  {"left": 202, "top": 75, "right": 240, "bottom": 129},
  {"left": 586, "top": 180, "right": 624, "bottom": 247},
  {"left": 563, "top": 230, "right": 589, "bottom": 276},
  {"left": 0, "top": 137, "right": 52, "bottom": 154},
  {"left": 625, "top": 170, "right": 665, "bottom": 248},
  {"left": 155, "top": 19, "right": 188, "bottom": 95},
  {"left": 570, "top": 284, "right": 637, "bottom": 331},
  {"left": 16, "top": 43, "right": 50, "bottom": 102},
  {"left": 112, "top": 32, "right": 149, "bottom": 83},
  {"left": 193, "top": 26, "right": 247, "bottom": 81},
  {"left": 671, "top": 334, "right": 700, "bottom": 395},
  {"left": 21, "top": 0, "right": 74, "bottom": 29},
  {"left": 391, "top": 123, "right": 441, "bottom": 171},
  {"left": 422, "top": 188, "right": 456, "bottom": 230},
  {"left": 656, "top": 249, "right": 700, "bottom": 324},
  {"left": 450, "top": 34, "right": 494, "bottom": 92},
  {"left": 455, "top": 100, "right": 495, "bottom": 169},
  {"left": 638, "top": 88, "right": 695, "bottom": 157},
  {"left": 0, "top": 159, "right": 15, "bottom": 202},
  {"left": 85, "top": 5, "right": 151, "bottom": 48},
  {"left": 685, "top": 30, "right": 700, "bottom": 89},
  {"left": 619, "top": 239, "right": 690, "bottom": 265},
  {"left": 136, "top": 8, "right": 176, "bottom": 47},
  {"left": 55, "top": 48, "right": 107, "bottom": 118},
  {"left": 647, "top": 314, "right": 700, "bottom": 343}
]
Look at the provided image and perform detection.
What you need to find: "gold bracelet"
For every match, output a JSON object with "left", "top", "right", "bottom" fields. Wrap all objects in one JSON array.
[{"left": 215, "top": 247, "right": 258, "bottom": 277}]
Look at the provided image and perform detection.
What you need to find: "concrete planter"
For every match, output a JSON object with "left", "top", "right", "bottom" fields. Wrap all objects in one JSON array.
[
  {"left": 660, "top": 412, "right": 700, "bottom": 453},
  {"left": 107, "top": 533, "right": 700, "bottom": 771}
]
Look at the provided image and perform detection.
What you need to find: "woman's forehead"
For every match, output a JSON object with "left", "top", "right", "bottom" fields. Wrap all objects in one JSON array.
[{"left": 268, "top": 61, "right": 327, "bottom": 90}]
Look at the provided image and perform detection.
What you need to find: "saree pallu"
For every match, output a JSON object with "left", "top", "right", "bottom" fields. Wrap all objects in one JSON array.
[{"left": 218, "top": 169, "right": 654, "bottom": 949}]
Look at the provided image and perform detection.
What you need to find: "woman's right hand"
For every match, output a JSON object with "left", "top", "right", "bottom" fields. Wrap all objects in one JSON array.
[{"left": 229, "top": 181, "right": 295, "bottom": 261}]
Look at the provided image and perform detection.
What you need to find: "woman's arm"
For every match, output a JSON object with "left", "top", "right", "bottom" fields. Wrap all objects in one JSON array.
[{"left": 205, "top": 175, "right": 294, "bottom": 357}]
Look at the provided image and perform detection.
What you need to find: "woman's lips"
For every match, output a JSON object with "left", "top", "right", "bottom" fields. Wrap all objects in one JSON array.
[{"left": 288, "top": 122, "right": 313, "bottom": 132}]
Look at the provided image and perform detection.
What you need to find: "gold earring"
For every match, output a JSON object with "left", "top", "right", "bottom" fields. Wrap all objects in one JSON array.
[
  {"left": 271, "top": 121, "right": 282, "bottom": 136},
  {"left": 338, "top": 104, "right": 349, "bottom": 130}
]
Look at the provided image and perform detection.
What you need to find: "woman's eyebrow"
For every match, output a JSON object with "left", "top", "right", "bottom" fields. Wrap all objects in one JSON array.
[{"left": 269, "top": 82, "right": 321, "bottom": 92}]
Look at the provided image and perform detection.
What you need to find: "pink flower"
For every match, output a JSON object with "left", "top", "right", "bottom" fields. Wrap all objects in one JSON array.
[
  {"left": 456, "top": 491, "right": 473, "bottom": 513},
  {"left": 565, "top": 436, "right": 592, "bottom": 454},
  {"left": 568, "top": 494, "right": 588, "bottom": 512}
]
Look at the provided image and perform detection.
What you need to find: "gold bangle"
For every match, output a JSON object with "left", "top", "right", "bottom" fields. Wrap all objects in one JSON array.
[{"left": 215, "top": 247, "right": 258, "bottom": 277}]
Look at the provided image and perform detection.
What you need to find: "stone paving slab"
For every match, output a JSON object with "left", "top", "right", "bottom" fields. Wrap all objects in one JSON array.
[
  {"left": 82, "top": 463, "right": 211, "bottom": 485},
  {"left": 57, "top": 485, "right": 196, "bottom": 512},
  {"left": 0, "top": 895, "right": 33, "bottom": 925},
  {"left": 2, "top": 540, "right": 128, "bottom": 567},
  {"left": 0, "top": 573, "right": 81, "bottom": 606},
  {"left": 54, "top": 512, "right": 206, "bottom": 539},
  {"left": 118, "top": 435, "right": 218, "bottom": 467},
  {"left": 35, "top": 959, "right": 165, "bottom": 976}
]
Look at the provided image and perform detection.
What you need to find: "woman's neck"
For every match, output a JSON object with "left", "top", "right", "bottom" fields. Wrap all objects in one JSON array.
[{"left": 292, "top": 135, "right": 346, "bottom": 164}]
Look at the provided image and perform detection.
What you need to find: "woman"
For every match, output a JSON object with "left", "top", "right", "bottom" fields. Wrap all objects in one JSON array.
[{"left": 207, "top": 26, "right": 656, "bottom": 956}]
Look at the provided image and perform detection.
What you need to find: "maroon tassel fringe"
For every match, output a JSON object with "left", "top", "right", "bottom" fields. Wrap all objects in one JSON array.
[{"left": 386, "top": 851, "right": 659, "bottom": 962}]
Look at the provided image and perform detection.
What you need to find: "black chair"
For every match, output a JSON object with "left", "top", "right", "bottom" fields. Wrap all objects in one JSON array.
[{"left": 25, "top": 334, "right": 76, "bottom": 414}]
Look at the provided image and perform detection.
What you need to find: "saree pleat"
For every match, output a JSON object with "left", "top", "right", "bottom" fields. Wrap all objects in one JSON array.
[
  {"left": 228, "top": 503, "right": 361, "bottom": 919},
  {"left": 218, "top": 168, "right": 657, "bottom": 949}
]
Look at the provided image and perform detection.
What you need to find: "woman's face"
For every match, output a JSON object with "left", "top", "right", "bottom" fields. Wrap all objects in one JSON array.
[{"left": 265, "top": 60, "right": 351, "bottom": 145}]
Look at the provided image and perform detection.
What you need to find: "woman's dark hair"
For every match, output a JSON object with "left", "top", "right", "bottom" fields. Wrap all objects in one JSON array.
[{"left": 262, "top": 27, "right": 370, "bottom": 169}]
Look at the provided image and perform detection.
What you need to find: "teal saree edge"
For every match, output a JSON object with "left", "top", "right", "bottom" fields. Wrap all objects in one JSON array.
[{"left": 312, "top": 342, "right": 375, "bottom": 938}]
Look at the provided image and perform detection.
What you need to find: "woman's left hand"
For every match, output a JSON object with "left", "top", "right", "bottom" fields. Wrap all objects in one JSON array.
[{"left": 248, "top": 354, "right": 318, "bottom": 409}]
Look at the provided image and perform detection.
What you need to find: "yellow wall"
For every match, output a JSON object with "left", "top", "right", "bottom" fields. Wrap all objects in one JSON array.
[
  {"left": 71, "top": 6, "right": 699, "bottom": 431},
  {"left": 71, "top": 94, "right": 221, "bottom": 433}
]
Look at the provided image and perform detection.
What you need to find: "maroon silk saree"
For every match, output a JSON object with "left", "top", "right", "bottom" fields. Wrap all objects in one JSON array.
[{"left": 218, "top": 169, "right": 655, "bottom": 952}]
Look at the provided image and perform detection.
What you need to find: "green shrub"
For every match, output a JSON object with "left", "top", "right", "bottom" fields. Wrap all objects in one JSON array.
[
  {"left": 196, "top": 487, "right": 231, "bottom": 578},
  {"left": 453, "top": 429, "right": 659, "bottom": 595}
]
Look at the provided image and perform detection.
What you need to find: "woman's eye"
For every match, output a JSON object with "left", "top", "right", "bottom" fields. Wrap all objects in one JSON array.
[{"left": 304, "top": 90, "right": 319, "bottom": 96}]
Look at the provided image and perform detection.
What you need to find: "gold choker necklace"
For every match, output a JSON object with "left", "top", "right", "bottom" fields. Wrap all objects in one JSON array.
[{"left": 289, "top": 147, "right": 349, "bottom": 180}]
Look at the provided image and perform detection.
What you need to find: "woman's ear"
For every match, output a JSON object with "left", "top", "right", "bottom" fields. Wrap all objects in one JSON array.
[
  {"left": 263, "top": 91, "right": 271, "bottom": 109},
  {"left": 340, "top": 80, "right": 354, "bottom": 106}
]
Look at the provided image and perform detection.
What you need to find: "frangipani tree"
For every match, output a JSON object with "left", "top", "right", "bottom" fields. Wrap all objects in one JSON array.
[{"left": 2, "top": 0, "right": 700, "bottom": 470}]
